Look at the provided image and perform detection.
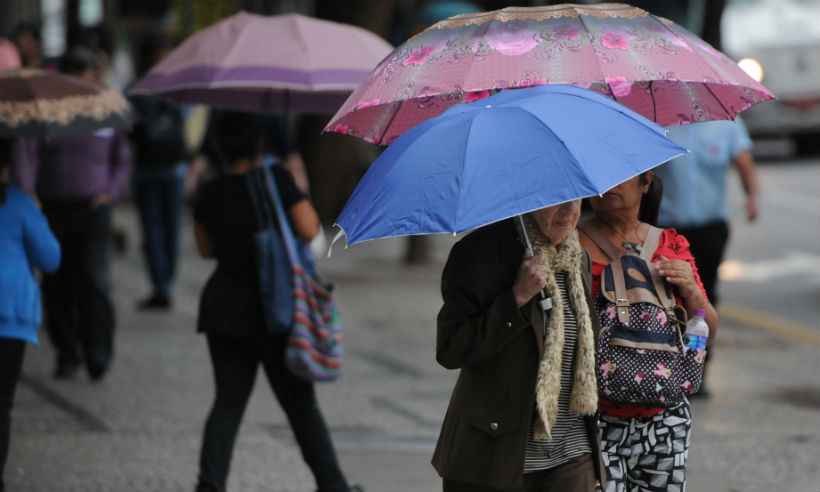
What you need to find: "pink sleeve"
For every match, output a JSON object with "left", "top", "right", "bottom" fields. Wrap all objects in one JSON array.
[{"left": 653, "top": 229, "right": 708, "bottom": 301}]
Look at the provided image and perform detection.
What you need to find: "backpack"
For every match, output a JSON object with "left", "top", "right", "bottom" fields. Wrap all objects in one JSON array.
[
  {"left": 581, "top": 224, "right": 705, "bottom": 407},
  {"left": 130, "top": 96, "right": 188, "bottom": 167}
]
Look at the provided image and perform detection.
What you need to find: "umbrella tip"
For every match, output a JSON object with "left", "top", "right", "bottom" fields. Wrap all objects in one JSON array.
[{"left": 327, "top": 227, "right": 347, "bottom": 258}]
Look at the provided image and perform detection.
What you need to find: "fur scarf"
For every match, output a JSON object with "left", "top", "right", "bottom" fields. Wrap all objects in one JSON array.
[{"left": 525, "top": 220, "right": 598, "bottom": 440}]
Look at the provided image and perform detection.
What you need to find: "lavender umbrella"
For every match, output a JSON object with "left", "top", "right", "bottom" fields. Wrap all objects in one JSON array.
[
  {"left": 130, "top": 12, "right": 393, "bottom": 114},
  {"left": 325, "top": 3, "right": 774, "bottom": 144}
]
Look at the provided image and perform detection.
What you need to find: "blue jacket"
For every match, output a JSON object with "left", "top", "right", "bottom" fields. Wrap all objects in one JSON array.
[{"left": 0, "top": 185, "right": 61, "bottom": 343}]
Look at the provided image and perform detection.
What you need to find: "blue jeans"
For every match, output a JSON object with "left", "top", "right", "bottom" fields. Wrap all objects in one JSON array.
[{"left": 133, "top": 166, "right": 185, "bottom": 298}]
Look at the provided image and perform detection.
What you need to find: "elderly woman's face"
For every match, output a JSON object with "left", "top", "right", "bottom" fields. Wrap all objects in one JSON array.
[{"left": 531, "top": 200, "right": 581, "bottom": 244}]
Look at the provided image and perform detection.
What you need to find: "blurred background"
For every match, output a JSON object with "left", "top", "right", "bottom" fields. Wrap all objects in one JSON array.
[{"left": 3, "top": 1, "right": 819, "bottom": 491}]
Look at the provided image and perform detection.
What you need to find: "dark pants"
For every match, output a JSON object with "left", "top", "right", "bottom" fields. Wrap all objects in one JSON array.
[
  {"left": 443, "top": 455, "right": 597, "bottom": 492},
  {"left": 0, "top": 339, "right": 25, "bottom": 492},
  {"left": 670, "top": 221, "right": 730, "bottom": 306},
  {"left": 666, "top": 220, "right": 730, "bottom": 388},
  {"left": 133, "top": 170, "right": 184, "bottom": 298},
  {"left": 197, "top": 333, "right": 350, "bottom": 492},
  {"left": 42, "top": 202, "right": 115, "bottom": 374}
]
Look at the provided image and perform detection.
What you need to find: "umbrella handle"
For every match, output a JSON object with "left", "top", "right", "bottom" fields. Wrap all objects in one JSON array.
[{"left": 516, "top": 215, "right": 553, "bottom": 312}]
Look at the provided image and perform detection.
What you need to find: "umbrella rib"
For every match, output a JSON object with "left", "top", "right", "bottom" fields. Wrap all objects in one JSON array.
[
  {"left": 704, "top": 82, "right": 733, "bottom": 121},
  {"left": 460, "top": 15, "right": 495, "bottom": 93},
  {"left": 650, "top": 15, "right": 737, "bottom": 114},
  {"left": 575, "top": 13, "right": 612, "bottom": 100},
  {"left": 377, "top": 99, "right": 405, "bottom": 145},
  {"left": 512, "top": 106, "right": 592, "bottom": 197},
  {"left": 453, "top": 111, "right": 478, "bottom": 230}
]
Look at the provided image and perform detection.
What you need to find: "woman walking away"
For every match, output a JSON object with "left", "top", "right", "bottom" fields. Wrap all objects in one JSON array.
[
  {"left": 192, "top": 111, "right": 361, "bottom": 492},
  {"left": 434, "top": 200, "right": 605, "bottom": 492},
  {"left": 579, "top": 172, "right": 718, "bottom": 492},
  {"left": 0, "top": 137, "right": 61, "bottom": 492}
]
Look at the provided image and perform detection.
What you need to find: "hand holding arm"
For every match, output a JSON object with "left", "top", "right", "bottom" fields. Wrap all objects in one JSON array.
[
  {"left": 436, "top": 242, "right": 531, "bottom": 370},
  {"left": 512, "top": 256, "right": 548, "bottom": 307},
  {"left": 733, "top": 150, "right": 760, "bottom": 222},
  {"left": 657, "top": 257, "right": 719, "bottom": 338}
]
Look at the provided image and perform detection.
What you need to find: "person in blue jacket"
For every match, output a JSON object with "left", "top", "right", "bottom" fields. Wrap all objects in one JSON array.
[{"left": 0, "top": 136, "right": 60, "bottom": 492}]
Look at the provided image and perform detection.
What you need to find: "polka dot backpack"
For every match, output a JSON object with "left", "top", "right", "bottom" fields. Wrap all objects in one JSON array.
[{"left": 580, "top": 224, "right": 705, "bottom": 407}]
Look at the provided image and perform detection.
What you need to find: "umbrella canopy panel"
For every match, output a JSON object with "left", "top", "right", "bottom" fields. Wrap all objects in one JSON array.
[
  {"left": 0, "top": 69, "right": 131, "bottom": 138},
  {"left": 130, "top": 12, "right": 393, "bottom": 113},
  {"left": 326, "top": 3, "right": 774, "bottom": 144}
]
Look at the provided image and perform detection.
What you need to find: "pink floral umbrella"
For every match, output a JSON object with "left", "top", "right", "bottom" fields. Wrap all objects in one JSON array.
[{"left": 325, "top": 3, "right": 774, "bottom": 145}]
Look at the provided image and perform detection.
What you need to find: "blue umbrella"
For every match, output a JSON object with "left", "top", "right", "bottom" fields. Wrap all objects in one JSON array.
[{"left": 333, "top": 85, "right": 687, "bottom": 248}]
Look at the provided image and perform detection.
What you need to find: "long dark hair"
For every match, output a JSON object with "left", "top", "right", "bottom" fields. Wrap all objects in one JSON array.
[
  {"left": 204, "top": 111, "right": 265, "bottom": 172},
  {"left": 638, "top": 172, "right": 663, "bottom": 226},
  {"left": 0, "top": 137, "right": 12, "bottom": 206}
]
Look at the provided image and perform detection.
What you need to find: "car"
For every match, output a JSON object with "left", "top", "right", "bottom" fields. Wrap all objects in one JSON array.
[{"left": 722, "top": 0, "right": 820, "bottom": 155}]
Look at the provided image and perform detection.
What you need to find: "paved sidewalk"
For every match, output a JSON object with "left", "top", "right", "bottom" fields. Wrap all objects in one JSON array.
[{"left": 7, "top": 206, "right": 820, "bottom": 491}]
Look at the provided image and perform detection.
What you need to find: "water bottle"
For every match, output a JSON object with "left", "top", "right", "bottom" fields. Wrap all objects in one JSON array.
[{"left": 685, "top": 309, "right": 709, "bottom": 351}]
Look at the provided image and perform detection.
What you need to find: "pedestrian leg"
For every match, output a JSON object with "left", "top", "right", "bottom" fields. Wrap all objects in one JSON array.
[
  {"left": 160, "top": 171, "right": 185, "bottom": 298},
  {"left": 0, "top": 339, "right": 26, "bottom": 492},
  {"left": 77, "top": 204, "right": 115, "bottom": 380},
  {"left": 443, "top": 478, "right": 510, "bottom": 491},
  {"left": 677, "top": 222, "right": 729, "bottom": 396},
  {"left": 42, "top": 205, "right": 82, "bottom": 378},
  {"left": 197, "top": 335, "right": 260, "bottom": 492},
  {"left": 601, "top": 405, "right": 691, "bottom": 492},
  {"left": 527, "top": 454, "right": 597, "bottom": 492},
  {"left": 134, "top": 176, "right": 170, "bottom": 303},
  {"left": 598, "top": 416, "right": 629, "bottom": 492},
  {"left": 261, "top": 335, "right": 350, "bottom": 492}
]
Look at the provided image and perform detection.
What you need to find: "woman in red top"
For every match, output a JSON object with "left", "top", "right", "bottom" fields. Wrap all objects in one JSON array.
[{"left": 579, "top": 172, "right": 718, "bottom": 492}]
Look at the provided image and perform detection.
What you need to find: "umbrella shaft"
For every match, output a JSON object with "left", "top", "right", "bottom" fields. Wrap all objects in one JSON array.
[{"left": 516, "top": 215, "right": 551, "bottom": 309}]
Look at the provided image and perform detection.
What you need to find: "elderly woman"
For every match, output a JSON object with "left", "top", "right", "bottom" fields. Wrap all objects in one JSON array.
[
  {"left": 579, "top": 172, "right": 718, "bottom": 492},
  {"left": 433, "top": 200, "right": 604, "bottom": 492}
]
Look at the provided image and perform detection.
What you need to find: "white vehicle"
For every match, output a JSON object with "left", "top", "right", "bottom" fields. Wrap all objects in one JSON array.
[{"left": 723, "top": 0, "right": 820, "bottom": 155}]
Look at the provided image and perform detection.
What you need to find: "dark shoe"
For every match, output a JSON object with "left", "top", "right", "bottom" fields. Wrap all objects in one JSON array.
[
  {"left": 53, "top": 359, "right": 81, "bottom": 380},
  {"left": 112, "top": 228, "right": 128, "bottom": 255},
  {"left": 87, "top": 363, "right": 109, "bottom": 382},
  {"left": 137, "top": 293, "right": 172, "bottom": 311},
  {"left": 195, "top": 481, "right": 221, "bottom": 492},
  {"left": 86, "top": 354, "right": 111, "bottom": 382}
]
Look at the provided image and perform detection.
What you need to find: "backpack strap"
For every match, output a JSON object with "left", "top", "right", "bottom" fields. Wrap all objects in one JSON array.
[
  {"left": 640, "top": 226, "right": 677, "bottom": 312},
  {"left": 579, "top": 223, "right": 630, "bottom": 326},
  {"left": 640, "top": 226, "right": 662, "bottom": 262},
  {"left": 579, "top": 223, "right": 621, "bottom": 262},
  {"left": 245, "top": 170, "right": 274, "bottom": 229}
]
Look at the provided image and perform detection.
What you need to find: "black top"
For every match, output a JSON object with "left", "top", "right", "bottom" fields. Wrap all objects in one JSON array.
[
  {"left": 193, "top": 165, "right": 306, "bottom": 336},
  {"left": 129, "top": 95, "right": 189, "bottom": 168}
]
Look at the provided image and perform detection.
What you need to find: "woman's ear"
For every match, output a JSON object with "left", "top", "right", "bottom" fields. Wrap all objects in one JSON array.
[{"left": 641, "top": 172, "right": 654, "bottom": 193}]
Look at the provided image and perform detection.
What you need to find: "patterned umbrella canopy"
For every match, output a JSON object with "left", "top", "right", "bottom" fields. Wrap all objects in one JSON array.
[
  {"left": 0, "top": 69, "right": 131, "bottom": 138},
  {"left": 325, "top": 3, "right": 774, "bottom": 145}
]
